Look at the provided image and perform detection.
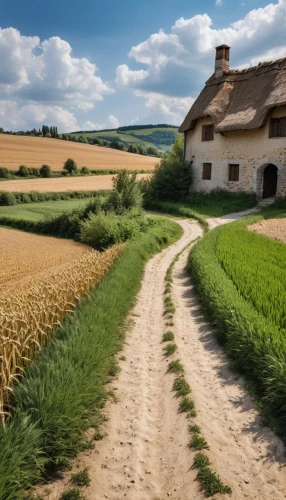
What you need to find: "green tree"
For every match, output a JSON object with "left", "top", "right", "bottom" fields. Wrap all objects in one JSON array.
[
  {"left": 147, "top": 146, "right": 159, "bottom": 156},
  {"left": 64, "top": 158, "right": 78, "bottom": 175},
  {"left": 110, "top": 140, "right": 124, "bottom": 151},
  {"left": 39, "top": 164, "right": 52, "bottom": 178},
  {"left": 106, "top": 169, "right": 142, "bottom": 214},
  {"left": 127, "top": 144, "right": 139, "bottom": 154},
  {"left": 18, "top": 165, "right": 30, "bottom": 177}
]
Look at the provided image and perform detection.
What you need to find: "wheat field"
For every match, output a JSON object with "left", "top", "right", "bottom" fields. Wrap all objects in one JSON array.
[
  {"left": 0, "top": 228, "right": 91, "bottom": 294},
  {"left": 0, "top": 173, "right": 149, "bottom": 193},
  {"left": 0, "top": 135, "right": 157, "bottom": 171},
  {"left": 0, "top": 230, "right": 123, "bottom": 422}
]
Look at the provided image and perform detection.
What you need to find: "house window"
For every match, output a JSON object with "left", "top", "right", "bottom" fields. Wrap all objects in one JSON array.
[
  {"left": 202, "top": 163, "right": 212, "bottom": 180},
  {"left": 202, "top": 124, "right": 214, "bottom": 141},
  {"left": 269, "top": 117, "right": 286, "bottom": 138},
  {"left": 229, "top": 164, "right": 239, "bottom": 182}
]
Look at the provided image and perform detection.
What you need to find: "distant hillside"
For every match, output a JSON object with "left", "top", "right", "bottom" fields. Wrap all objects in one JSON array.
[{"left": 71, "top": 124, "right": 179, "bottom": 152}]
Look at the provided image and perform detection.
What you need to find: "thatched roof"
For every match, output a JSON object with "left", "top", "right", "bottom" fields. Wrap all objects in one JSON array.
[{"left": 179, "top": 57, "right": 286, "bottom": 133}]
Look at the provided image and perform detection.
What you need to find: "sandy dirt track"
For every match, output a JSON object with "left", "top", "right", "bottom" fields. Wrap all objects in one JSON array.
[
  {"left": 40, "top": 211, "right": 286, "bottom": 500},
  {"left": 249, "top": 217, "right": 286, "bottom": 243},
  {"left": 0, "top": 227, "right": 91, "bottom": 294},
  {"left": 0, "top": 135, "right": 157, "bottom": 171},
  {"left": 0, "top": 173, "right": 149, "bottom": 193}
]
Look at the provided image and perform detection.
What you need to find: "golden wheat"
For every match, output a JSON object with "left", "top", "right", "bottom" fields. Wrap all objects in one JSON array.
[{"left": 0, "top": 245, "right": 123, "bottom": 423}]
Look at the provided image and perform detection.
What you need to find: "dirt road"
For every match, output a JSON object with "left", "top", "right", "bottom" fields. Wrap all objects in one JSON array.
[{"left": 41, "top": 214, "right": 286, "bottom": 499}]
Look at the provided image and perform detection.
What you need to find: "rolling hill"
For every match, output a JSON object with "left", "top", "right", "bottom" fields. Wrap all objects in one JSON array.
[{"left": 71, "top": 124, "right": 179, "bottom": 152}]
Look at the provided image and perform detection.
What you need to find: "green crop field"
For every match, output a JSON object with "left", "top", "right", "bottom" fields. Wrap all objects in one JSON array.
[
  {"left": 71, "top": 125, "right": 179, "bottom": 152},
  {"left": 189, "top": 204, "right": 286, "bottom": 432},
  {"left": 0, "top": 197, "right": 96, "bottom": 222}
]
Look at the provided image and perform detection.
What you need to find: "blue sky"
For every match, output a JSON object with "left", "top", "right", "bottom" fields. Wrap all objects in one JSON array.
[{"left": 0, "top": 0, "right": 284, "bottom": 132}]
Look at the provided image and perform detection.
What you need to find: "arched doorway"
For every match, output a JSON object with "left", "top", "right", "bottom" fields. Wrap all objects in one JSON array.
[{"left": 262, "top": 164, "right": 278, "bottom": 199}]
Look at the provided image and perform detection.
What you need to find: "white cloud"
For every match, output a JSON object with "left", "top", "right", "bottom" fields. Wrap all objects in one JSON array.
[
  {"left": 215, "top": 0, "right": 223, "bottom": 6},
  {"left": 82, "top": 120, "right": 106, "bottom": 131},
  {"left": 135, "top": 91, "right": 194, "bottom": 124},
  {"left": 108, "top": 114, "right": 119, "bottom": 128},
  {"left": 0, "top": 28, "right": 114, "bottom": 109},
  {"left": 116, "top": 0, "right": 286, "bottom": 122},
  {"left": 0, "top": 27, "right": 114, "bottom": 132},
  {"left": 0, "top": 100, "right": 77, "bottom": 132},
  {"left": 130, "top": 116, "right": 140, "bottom": 125}
]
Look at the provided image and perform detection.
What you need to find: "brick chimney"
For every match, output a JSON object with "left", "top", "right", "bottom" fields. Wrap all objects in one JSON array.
[{"left": 215, "top": 44, "right": 230, "bottom": 78}]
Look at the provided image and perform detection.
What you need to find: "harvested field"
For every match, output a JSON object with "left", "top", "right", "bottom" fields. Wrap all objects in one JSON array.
[
  {"left": 0, "top": 173, "right": 149, "bottom": 193},
  {"left": 249, "top": 217, "right": 286, "bottom": 243},
  {"left": 0, "top": 227, "right": 91, "bottom": 294},
  {"left": 0, "top": 135, "right": 157, "bottom": 171}
]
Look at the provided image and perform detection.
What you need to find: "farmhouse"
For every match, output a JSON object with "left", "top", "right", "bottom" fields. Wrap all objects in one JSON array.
[{"left": 179, "top": 45, "right": 286, "bottom": 198}]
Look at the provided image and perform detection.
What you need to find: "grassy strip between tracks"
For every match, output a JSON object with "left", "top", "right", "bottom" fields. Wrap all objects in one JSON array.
[
  {"left": 188, "top": 204, "right": 286, "bottom": 437},
  {"left": 0, "top": 217, "right": 182, "bottom": 500},
  {"left": 163, "top": 247, "right": 232, "bottom": 498}
]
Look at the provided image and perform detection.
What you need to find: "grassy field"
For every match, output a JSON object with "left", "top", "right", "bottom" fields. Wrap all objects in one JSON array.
[
  {"left": 0, "top": 173, "right": 149, "bottom": 193},
  {"left": 0, "top": 217, "right": 181, "bottom": 499},
  {"left": 71, "top": 126, "right": 178, "bottom": 152},
  {"left": 0, "top": 135, "right": 157, "bottom": 171},
  {"left": 188, "top": 203, "right": 286, "bottom": 434},
  {"left": 0, "top": 197, "right": 96, "bottom": 221}
]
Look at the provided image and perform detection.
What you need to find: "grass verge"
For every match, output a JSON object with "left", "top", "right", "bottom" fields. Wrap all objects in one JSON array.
[
  {"left": 188, "top": 204, "right": 286, "bottom": 436},
  {"left": 0, "top": 217, "right": 182, "bottom": 500}
]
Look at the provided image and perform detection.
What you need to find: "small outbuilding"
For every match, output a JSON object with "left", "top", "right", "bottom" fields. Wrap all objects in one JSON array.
[{"left": 179, "top": 45, "right": 286, "bottom": 198}]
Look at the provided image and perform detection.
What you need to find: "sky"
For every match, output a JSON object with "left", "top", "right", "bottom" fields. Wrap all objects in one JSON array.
[{"left": 0, "top": 0, "right": 285, "bottom": 132}]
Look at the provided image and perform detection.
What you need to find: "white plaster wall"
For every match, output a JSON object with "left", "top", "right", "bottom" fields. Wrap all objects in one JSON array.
[{"left": 185, "top": 106, "right": 286, "bottom": 197}]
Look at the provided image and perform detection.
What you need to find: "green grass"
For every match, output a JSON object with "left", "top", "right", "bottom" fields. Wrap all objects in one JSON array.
[
  {"left": 0, "top": 217, "right": 182, "bottom": 500},
  {"left": 162, "top": 331, "right": 175, "bottom": 342},
  {"left": 172, "top": 376, "right": 191, "bottom": 397},
  {"left": 0, "top": 197, "right": 97, "bottom": 222},
  {"left": 167, "top": 359, "right": 184, "bottom": 373},
  {"left": 178, "top": 396, "right": 195, "bottom": 413},
  {"left": 196, "top": 468, "right": 232, "bottom": 497},
  {"left": 144, "top": 189, "right": 257, "bottom": 229},
  {"left": 163, "top": 343, "right": 178, "bottom": 356},
  {"left": 189, "top": 424, "right": 201, "bottom": 434},
  {"left": 193, "top": 453, "right": 210, "bottom": 469},
  {"left": 70, "top": 468, "right": 91, "bottom": 487},
  {"left": 189, "top": 434, "right": 209, "bottom": 451},
  {"left": 188, "top": 203, "right": 286, "bottom": 434},
  {"left": 60, "top": 489, "right": 85, "bottom": 500}
]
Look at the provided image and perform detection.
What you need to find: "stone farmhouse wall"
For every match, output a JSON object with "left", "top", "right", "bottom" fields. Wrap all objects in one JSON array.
[{"left": 185, "top": 106, "right": 286, "bottom": 197}]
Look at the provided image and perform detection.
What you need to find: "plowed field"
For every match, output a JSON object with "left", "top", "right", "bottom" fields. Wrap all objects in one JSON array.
[
  {"left": 0, "top": 227, "right": 91, "bottom": 294},
  {"left": 0, "top": 134, "right": 157, "bottom": 171},
  {"left": 249, "top": 218, "right": 286, "bottom": 243}
]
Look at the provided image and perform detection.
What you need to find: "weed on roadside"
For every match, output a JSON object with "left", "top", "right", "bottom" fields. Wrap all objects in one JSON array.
[
  {"left": 163, "top": 343, "right": 178, "bottom": 356},
  {"left": 167, "top": 359, "right": 184, "bottom": 373},
  {"left": 173, "top": 376, "right": 191, "bottom": 397},
  {"left": 70, "top": 468, "right": 91, "bottom": 487},
  {"left": 189, "top": 434, "right": 209, "bottom": 451},
  {"left": 196, "top": 467, "right": 232, "bottom": 497},
  {"left": 60, "top": 489, "right": 85, "bottom": 500},
  {"left": 192, "top": 452, "right": 210, "bottom": 469},
  {"left": 162, "top": 331, "right": 175, "bottom": 342},
  {"left": 179, "top": 396, "right": 195, "bottom": 413},
  {"left": 188, "top": 424, "right": 201, "bottom": 434}
]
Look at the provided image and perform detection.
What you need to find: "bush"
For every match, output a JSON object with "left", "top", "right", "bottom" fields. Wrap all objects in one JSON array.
[
  {"left": 80, "top": 210, "right": 155, "bottom": 251},
  {"left": 0, "top": 167, "right": 10, "bottom": 178},
  {"left": 29, "top": 168, "right": 40, "bottom": 177},
  {"left": 64, "top": 158, "right": 78, "bottom": 175},
  {"left": 18, "top": 165, "right": 30, "bottom": 177},
  {"left": 0, "top": 192, "right": 17, "bottom": 206},
  {"left": 106, "top": 170, "right": 142, "bottom": 214},
  {"left": 147, "top": 157, "right": 193, "bottom": 201},
  {"left": 39, "top": 164, "right": 52, "bottom": 178},
  {"left": 80, "top": 166, "right": 90, "bottom": 175}
]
